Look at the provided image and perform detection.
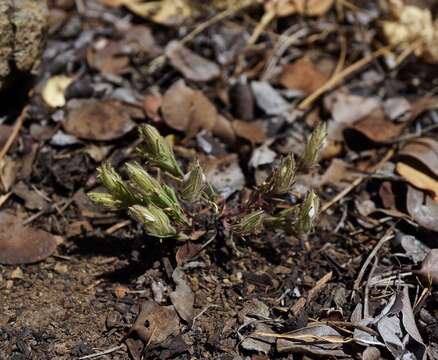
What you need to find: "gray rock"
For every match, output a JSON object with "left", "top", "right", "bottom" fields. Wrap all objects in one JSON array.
[{"left": 0, "top": 0, "right": 48, "bottom": 91}]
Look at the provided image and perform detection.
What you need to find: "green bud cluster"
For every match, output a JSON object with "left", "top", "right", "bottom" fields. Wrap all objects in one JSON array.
[{"left": 90, "top": 123, "right": 326, "bottom": 240}]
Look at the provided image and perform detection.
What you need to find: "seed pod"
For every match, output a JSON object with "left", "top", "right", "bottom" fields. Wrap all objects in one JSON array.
[
  {"left": 88, "top": 192, "right": 122, "bottom": 209},
  {"left": 295, "top": 191, "right": 320, "bottom": 234},
  {"left": 232, "top": 210, "right": 265, "bottom": 235},
  {"left": 128, "top": 204, "right": 177, "bottom": 238},
  {"left": 262, "top": 154, "right": 296, "bottom": 195},
  {"left": 181, "top": 162, "right": 206, "bottom": 202},
  {"left": 97, "top": 163, "right": 134, "bottom": 203},
  {"left": 126, "top": 162, "right": 161, "bottom": 197},
  {"left": 138, "top": 124, "right": 183, "bottom": 178},
  {"left": 300, "top": 122, "right": 326, "bottom": 170}
]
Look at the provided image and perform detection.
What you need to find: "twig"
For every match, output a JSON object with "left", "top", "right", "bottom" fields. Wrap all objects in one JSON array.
[
  {"left": 246, "top": 10, "right": 276, "bottom": 49},
  {"left": 354, "top": 228, "right": 395, "bottom": 291},
  {"left": 298, "top": 46, "right": 392, "bottom": 110},
  {"left": 105, "top": 220, "right": 131, "bottom": 235},
  {"left": 78, "top": 345, "right": 124, "bottom": 359},
  {"left": 321, "top": 147, "right": 395, "bottom": 213},
  {"left": 0, "top": 106, "right": 27, "bottom": 162},
  {"left": 192, "top": 304, "right": 219, "bottom": 327}
]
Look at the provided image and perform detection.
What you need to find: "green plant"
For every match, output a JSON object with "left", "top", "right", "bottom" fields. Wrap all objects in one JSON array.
[{"left": 89, "top": 123, "right": 326, "bottom": 240}]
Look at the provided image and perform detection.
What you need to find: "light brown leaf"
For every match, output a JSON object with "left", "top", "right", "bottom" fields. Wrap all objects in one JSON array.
[
  {"left": 161, "top": 80, "right": 218, "bottom": 140},
  {"left": 346, "top": 108, "right": 405, "bottom": 144},
  {"left": 0, "top": 212, "right": 57, "bottom": 264},
  {"left": 232, "top": 120, "right": 266, "bottom": 144},
  {"left": 63, "top": 99, "right": 136, "bottom": 141},
  {"left": 279, "top": 58, "right": 328, "bottom": 95},
  {"left": 130, "top": 301, "right": 180, "bottom": 345}
]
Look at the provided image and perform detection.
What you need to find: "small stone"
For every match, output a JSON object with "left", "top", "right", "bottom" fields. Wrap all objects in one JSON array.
[
  {"left": 10, "top": 267, "right": 24, "bottom": 279},
  {"left": 54, "top": 263, "right": 68, "bottom": 274}
]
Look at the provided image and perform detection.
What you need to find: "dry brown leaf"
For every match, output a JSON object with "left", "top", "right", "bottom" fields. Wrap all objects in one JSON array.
[
  {"left": 399, "top": 138, "right": 438, "bottom": 177},
  {"left": 63, "top": 99, "right": 136, "bottom": 141},
  {"left": 42, "top": 75, "right": 73, "bottom": 108},
  {"left": 130, "top": 301, "right": 180, "bottom": 345},
  {"left": 382, "top": 0, "right": 438, "bottom": 64},
  {"left": 232, "top": 120, "right": 266, "bottom": 144},
  {"left": 396, "top": 162, "right": 438, "bottom": 201},
  {"left": 86, "top": 39, "right": 130, "bottom": 75},
  {"left": 265, "top": 0, "right": 334, "bottom": 17},
  {"left": 165, "top": 41, "right": 220, "bottom": 82},
  {"left": 346, "top": 108, "right": 405, "bottom": 144},
  {"left": 143, "top": 93, "right": 162, "bottom": 122},
  {"left": 0, "top": 212, "right": 57, "bottom": 264},
  {"left": 161, "top": 80, "right": 218, "bottom": 140},
  {"left": 279, "top": 58, "right": 328, "bottom": 95}
]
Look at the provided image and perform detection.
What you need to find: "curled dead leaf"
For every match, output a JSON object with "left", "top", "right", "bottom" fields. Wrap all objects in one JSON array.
[
  {"left": 344, "top": 108, "right": 404, "bottom": 148},
  {"left": 396, "top": 162, "right": 438, "bottom": 202},
  {"left": 0, "top": 212, "right": 57, "bottom": 264},
  {"left": 399, "top": 138, "right": 438, "bottom": 178}
]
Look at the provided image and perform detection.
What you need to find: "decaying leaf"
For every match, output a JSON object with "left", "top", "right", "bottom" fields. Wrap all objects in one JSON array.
[
  {"left": 347, "top": 108, "right": 405, "bottom": 143},
  {"left": 279, "top": 57, "right": 328, "bottom": 95},
  {"left": 399, "top": 137, "right": 438, "bottom": 177},
  {"left": 161, "top": 80, "right": 218, "bottom": 140},
  {"left": 325, "top": 92, "right": 381, "bottom": 141},
  {"left": 42, "top": 75, "right": 73, "bottom": 108},
  {"left": 63, "top": 99, "right": 136, "bottom": 141},
  {"left": 169, "top": 268, "right": 195, "bottom": 323},
  {"left": 396, "top": 162, "right": 438, "bottom": 201},
  {"left": 265, "top": 0, "right": 334, "bottom": 17},
  {"left": 376, "top": 288, "right": 426, "bottom": 360},
  {"left": 382, "top": 0, "right": 438, "bottom": 64},
  {"left": 0, "top": 212, "right": 57, "bottom": 264},
  {"left": 166, "top": 41, "right": 220, "bottom": 82},
  {"left": 129, "top": 300, "right": 180, "bottom": 346}
]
